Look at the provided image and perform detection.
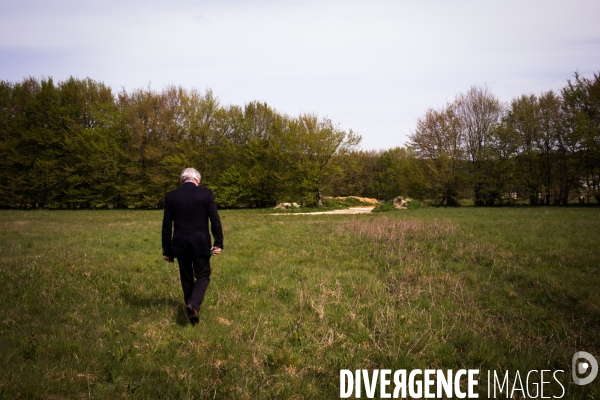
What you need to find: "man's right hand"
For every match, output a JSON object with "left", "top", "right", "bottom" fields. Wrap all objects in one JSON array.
[{"left": 163, "top": 255, "right": 173, "bottom": 262}]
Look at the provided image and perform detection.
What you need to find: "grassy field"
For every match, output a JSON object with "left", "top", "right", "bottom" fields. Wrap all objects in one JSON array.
[{"left": 0, "top": 207, "right": 599, "bottom": 399}]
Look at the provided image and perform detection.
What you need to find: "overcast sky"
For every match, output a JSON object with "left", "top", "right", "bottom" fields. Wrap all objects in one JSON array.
[{"left": 1, "top": 0, "right": 599, "bottom": 149}]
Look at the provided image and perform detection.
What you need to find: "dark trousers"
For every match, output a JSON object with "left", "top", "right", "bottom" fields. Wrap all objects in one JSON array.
[{"left": 177, "top": 255, "right": 211, "bottom": 312}]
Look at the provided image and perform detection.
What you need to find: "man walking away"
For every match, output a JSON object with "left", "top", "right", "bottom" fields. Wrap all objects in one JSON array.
[{"left": 162, "top": 168, "right": 224, "bottom": 325}]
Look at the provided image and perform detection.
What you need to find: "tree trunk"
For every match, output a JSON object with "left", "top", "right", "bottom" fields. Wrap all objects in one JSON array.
[{"left": 316, "top": 187, "right": 323, "bottom": 207}]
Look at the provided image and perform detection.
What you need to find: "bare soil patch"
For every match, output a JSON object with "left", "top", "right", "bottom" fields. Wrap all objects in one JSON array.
[{"left": 270, "top": 206, "right": 375, "bottom": 215}]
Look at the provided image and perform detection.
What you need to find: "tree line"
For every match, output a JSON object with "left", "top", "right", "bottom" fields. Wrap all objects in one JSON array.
[
  {"left": 407, "top": 73, "right": 600, "bottom": 205},
  {"left": 0, "top": 72, "right": 598, "bottom": 209}
]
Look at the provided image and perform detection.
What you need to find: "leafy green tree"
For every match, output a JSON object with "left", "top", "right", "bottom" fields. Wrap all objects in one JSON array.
[
  {"left": 178, "top": 88, "right": 222, "bottom": 183},
  {"left": 279, "top": 114, "right": 361, "bottom": 206},
  {"left": 536, "top": 91, "right": 563, "bottom": 204},
  {"left": 210, "top": 101, "right": 284, "bottom": 207},
  {"left": 0, "top": 80, "right": 20, "bottom": 207},
  {"left": 504, "top": 91, "right": 569, "bottom": 205},
  {"left": 562, "top": 72, "right": 600, "bottom": 203},
  {"left": 237, "top": 102, "right": 283, "bottom": 206},
  {"left": 368, "top": 147, "right": 429, "bottom": 201},
  {"left": 486, "top": 122, "right": 520, "bottom": 205},
  {"left": 13, "top": 77, "right": 65, "bottom": 208},
  {"left": 456, "top": 86, "right": 504, "bottom": 205},
  {"left": 118, "top": 86, "right": 183, "bottom": 207},
  {"left": 328, "top": 150, "right": 374, "bottom": 198},
  {"left": 409, "top": 105, "right": 464, "bottom": 205},
  {"left": 506, "top": 94, "right": 543, "bottom": 204},
  {"left": 58, "top": 77, "right": 123, "bottom": 208}
]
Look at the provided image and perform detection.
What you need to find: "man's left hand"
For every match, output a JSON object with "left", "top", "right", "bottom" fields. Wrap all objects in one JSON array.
[{"left": 211, "top": 247, "right": 222, "bottom": 256}]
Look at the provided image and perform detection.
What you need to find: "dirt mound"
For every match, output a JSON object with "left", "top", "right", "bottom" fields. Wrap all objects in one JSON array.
[
  {"left": 274, "top": 202, "right": 301, "bottom": 210},
  {"left": 393, "top": 196, "right": 412, "bottom": 209}
]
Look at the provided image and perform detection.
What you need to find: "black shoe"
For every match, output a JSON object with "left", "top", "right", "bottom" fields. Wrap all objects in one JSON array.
[{"left": 186, "top": 304, "right": 199, "bottom": 325}]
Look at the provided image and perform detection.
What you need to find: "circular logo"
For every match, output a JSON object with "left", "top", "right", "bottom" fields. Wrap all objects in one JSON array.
[{"left": 572, "top": 351, "right": 598, "bottom": 386}]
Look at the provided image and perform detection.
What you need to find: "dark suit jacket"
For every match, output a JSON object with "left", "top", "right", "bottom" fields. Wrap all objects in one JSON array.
[{"left": 162, "top": 182, "right": 224, "bottom": 259}]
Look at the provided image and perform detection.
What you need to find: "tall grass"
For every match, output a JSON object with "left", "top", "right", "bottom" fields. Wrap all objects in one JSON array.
[{"left": 0, "top": 208, "right": 598, "bottom": 398}]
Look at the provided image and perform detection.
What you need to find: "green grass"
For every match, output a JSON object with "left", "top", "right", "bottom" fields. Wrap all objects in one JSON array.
[{"left": 0, "top": 208, "right": 599, "bottom": 398}]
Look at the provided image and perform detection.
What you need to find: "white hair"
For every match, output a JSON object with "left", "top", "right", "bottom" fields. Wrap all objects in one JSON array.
[{"left": 180, "top": 168, "right": 201, "bottom": 184}]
